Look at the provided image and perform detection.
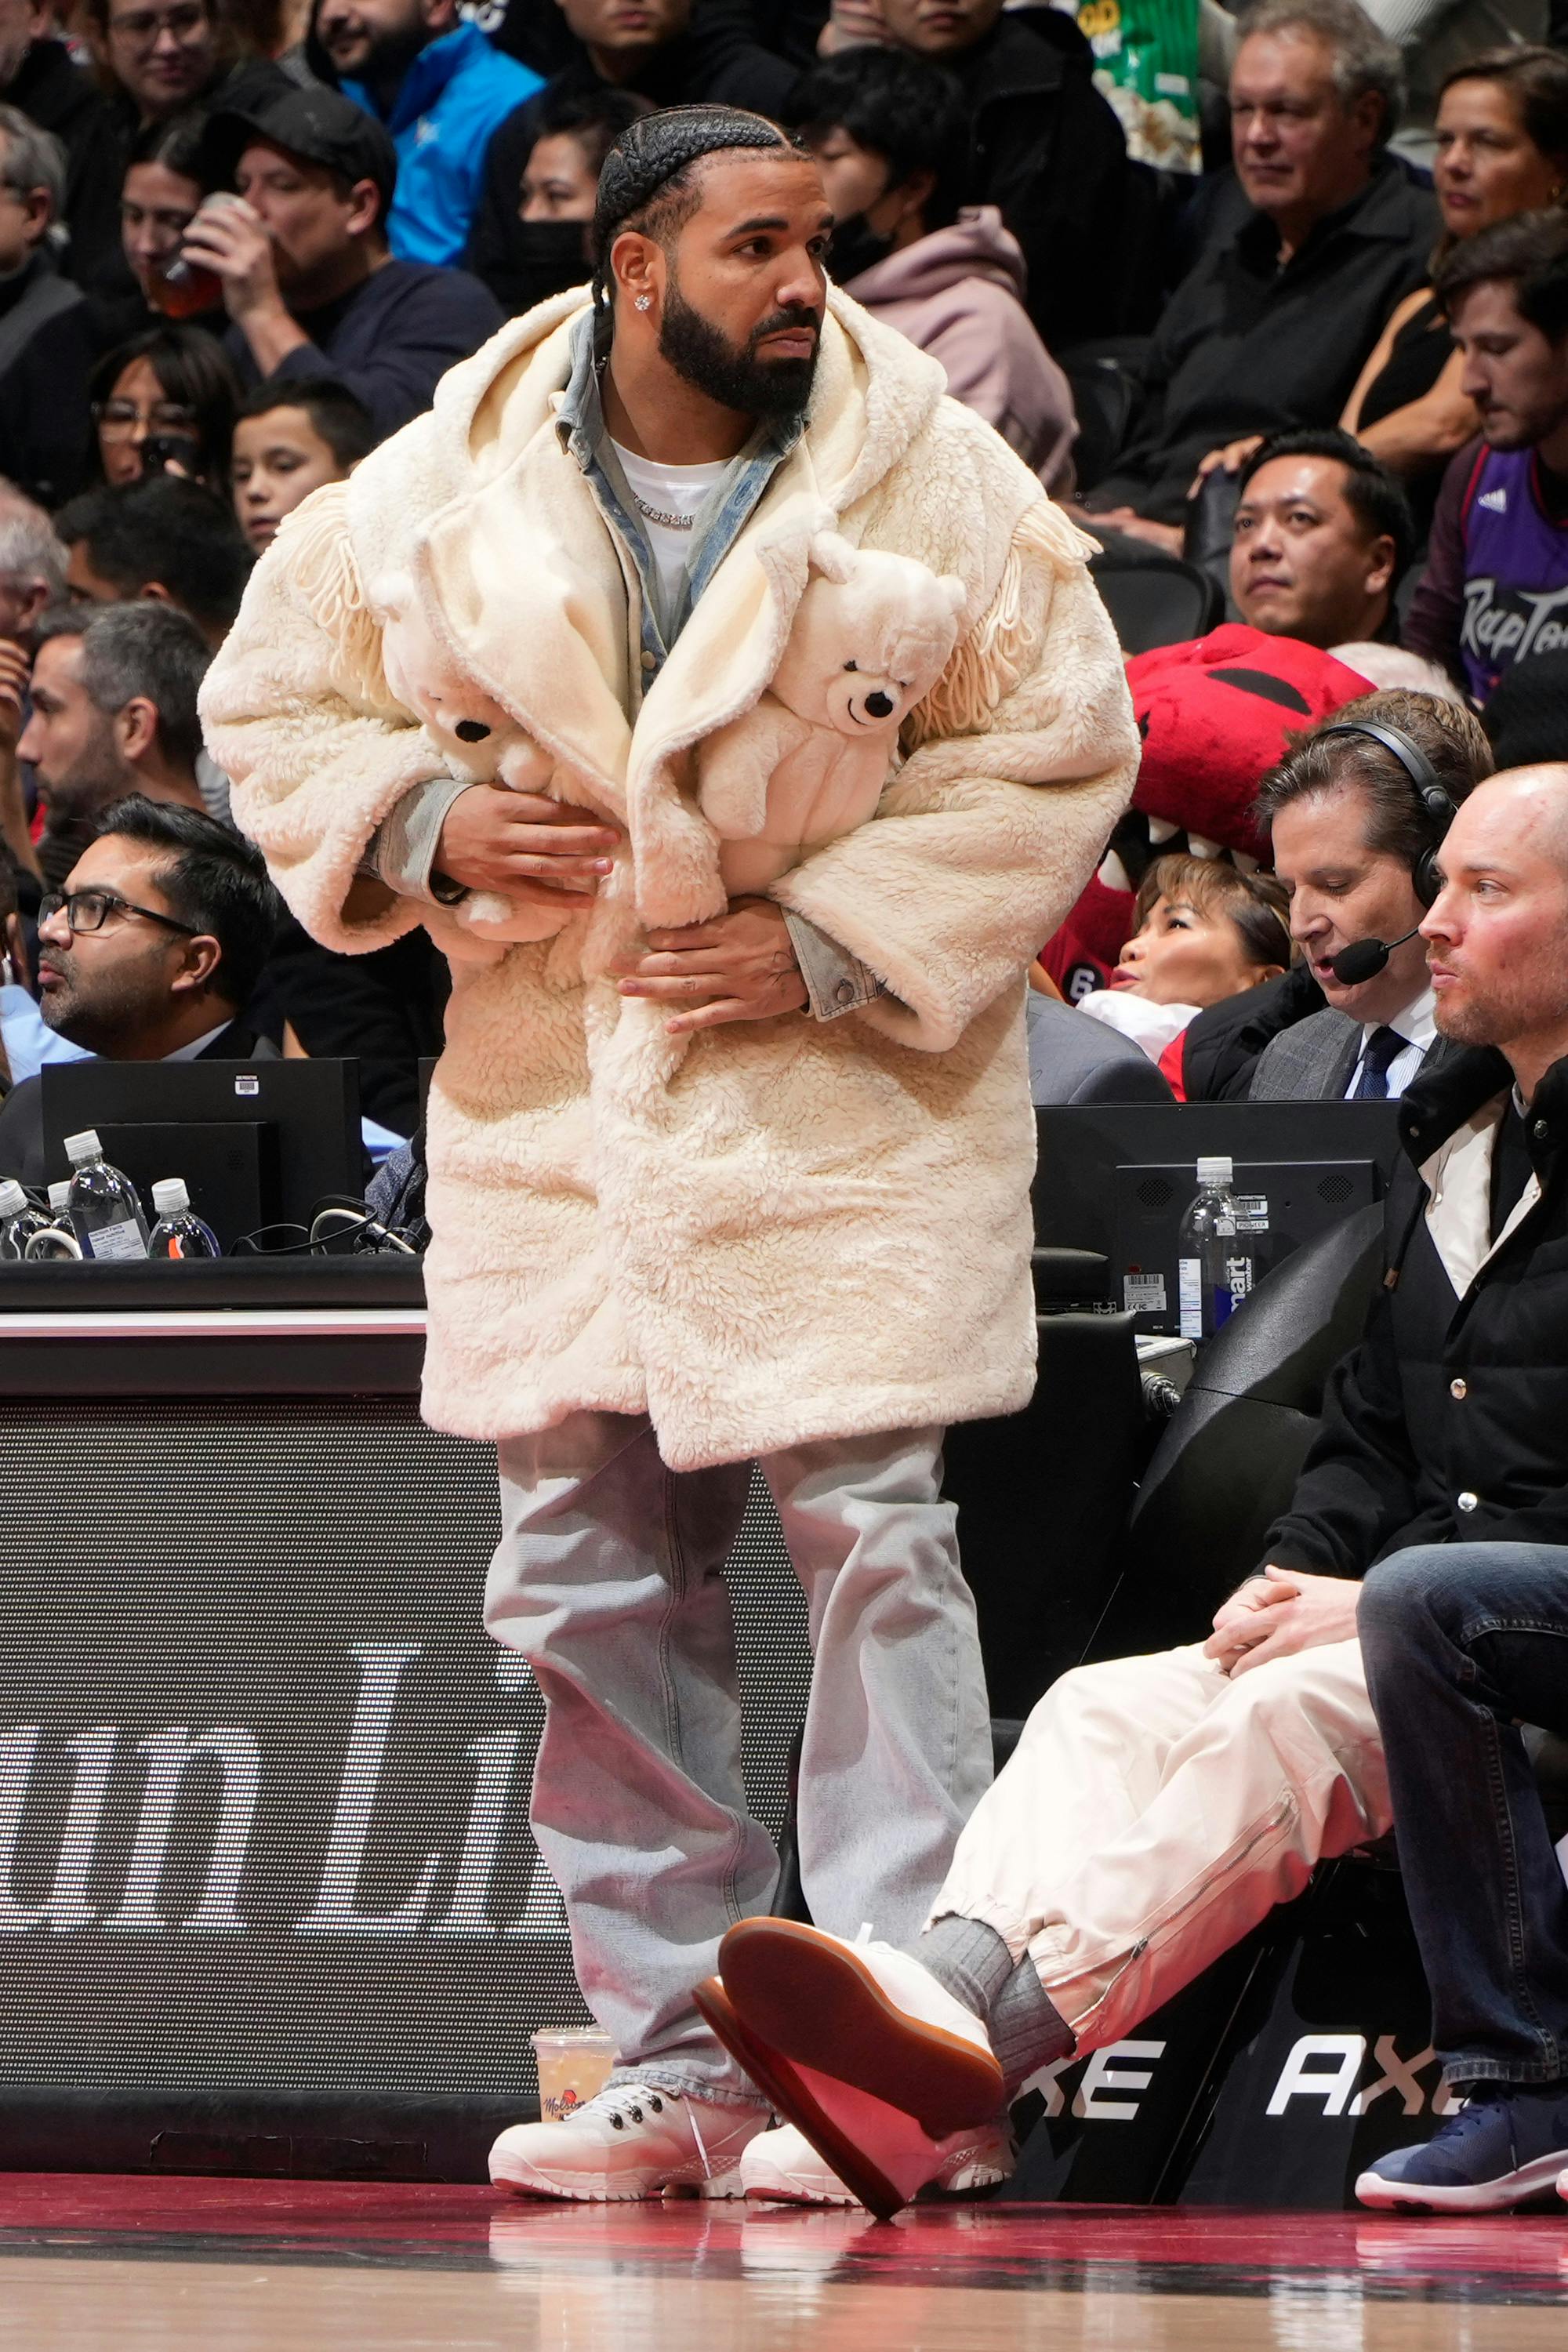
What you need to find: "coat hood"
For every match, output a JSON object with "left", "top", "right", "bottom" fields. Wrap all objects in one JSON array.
[{"left": 845, "top": 209, "right": 1029, "bottom": 310}]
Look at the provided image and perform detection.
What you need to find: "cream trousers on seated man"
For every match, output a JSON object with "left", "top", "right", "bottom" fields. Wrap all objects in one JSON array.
[{"left": 933, "top": 1635, "right": 1390, "bottom": 2053}]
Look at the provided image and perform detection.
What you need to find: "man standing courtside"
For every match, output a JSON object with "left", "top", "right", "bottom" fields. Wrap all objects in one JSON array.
[{"left": 203, "top": 107, "right": 1138, "bottom": 2202}]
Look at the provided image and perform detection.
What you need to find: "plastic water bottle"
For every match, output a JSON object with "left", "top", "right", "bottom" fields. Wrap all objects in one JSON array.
[
  {"left": 1177, "top": 1153, "right": 1258, "bottom": 1342},
  {"left": 0, "top": 1177, "right": 53, "bottom": 1261},
  {"left": 147, "top": 1178, "right": 220, "bottom": 1260},
  {"left": 64, "top": 1128, "right": 149, "bottom": 1262},
  {"left": 23, "top": 1181, "right": 82, "bottom": 1260}
]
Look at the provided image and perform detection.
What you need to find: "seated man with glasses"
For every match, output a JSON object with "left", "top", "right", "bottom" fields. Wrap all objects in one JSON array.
[{"left": 0, "top": 794, "right": 281, "bottom": 1184}]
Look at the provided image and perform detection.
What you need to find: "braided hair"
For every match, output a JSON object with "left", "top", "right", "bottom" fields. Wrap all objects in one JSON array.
[{"left": 589, "top": 104, "right": 809, "bottom": 330}]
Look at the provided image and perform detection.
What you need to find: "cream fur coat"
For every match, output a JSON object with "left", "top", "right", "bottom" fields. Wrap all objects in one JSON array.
[{"left": 201, "top": 289, "right": 1138, "bottom": 1468}]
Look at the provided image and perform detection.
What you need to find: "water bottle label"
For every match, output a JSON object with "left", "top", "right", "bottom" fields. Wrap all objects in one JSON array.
[
  {"left": 1225, "top": 1256, "right": 1254, "bottom": 1305},
  {"left": 1178, "top": 1257, "right": 1202, "bottom": 1340},
  {"left": 85, "top": 1217, "right": 148, "bottom": 1263}
]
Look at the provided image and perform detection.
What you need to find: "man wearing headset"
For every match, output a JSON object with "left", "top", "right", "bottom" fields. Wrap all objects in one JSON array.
[
  {"left": 1247, "top": 690, "right": 1494, "bottom": 1102},
  {"left": 699, "top": 756, "right": 1568, "bottom": 2220}
]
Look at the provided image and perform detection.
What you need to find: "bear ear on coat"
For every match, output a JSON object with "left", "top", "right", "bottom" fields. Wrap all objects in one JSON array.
[
  {"left": 937, "top": 572, "right": 967, "bottom": 621},
  {"left": 807, "top": 528, "right": 857, "bottom": 585}
]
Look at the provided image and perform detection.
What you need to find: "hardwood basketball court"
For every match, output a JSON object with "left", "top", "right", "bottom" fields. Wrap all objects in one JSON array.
[{"left": 4, "top": 2176, "right": 1565, "bottom": 2348}]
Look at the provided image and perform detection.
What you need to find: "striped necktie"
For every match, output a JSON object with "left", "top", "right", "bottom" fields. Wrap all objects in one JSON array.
[{"left": 1351, "top": 1025, "right": 1406, "bottom": 1101}]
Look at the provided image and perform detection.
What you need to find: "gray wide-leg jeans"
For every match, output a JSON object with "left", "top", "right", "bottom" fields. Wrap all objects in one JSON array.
[{"left": 486, "top": 1410, "right": 993, "bottom": 2106}]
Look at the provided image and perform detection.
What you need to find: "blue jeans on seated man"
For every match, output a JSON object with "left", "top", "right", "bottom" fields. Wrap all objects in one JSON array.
[
  {"left": 1359, "top": 1541, "right": 1568, "bottom": 2089},
  {"left": 485, "top": 1411, "right": 993, "bottom": 2108}
]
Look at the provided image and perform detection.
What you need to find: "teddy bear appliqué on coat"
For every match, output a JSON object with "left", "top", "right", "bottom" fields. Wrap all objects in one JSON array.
[
  {"left": 373, "top": 572, "right": 593, "bottom": 956},
  {"left": 696, "top": 530, "right": 967, "bottom": 898}
]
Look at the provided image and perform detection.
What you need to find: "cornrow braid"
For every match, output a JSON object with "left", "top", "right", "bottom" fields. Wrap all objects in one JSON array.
[{"left": 589, "top": 104, "right": 808, "bottom": 328}]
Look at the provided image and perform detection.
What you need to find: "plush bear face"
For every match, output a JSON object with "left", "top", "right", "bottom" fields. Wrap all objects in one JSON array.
[
  {"left": 770, "top": 538, "right": 967, "bottom": 739},
  {"left": 372, "top": 571, "right": 517, "bottom": 757}
]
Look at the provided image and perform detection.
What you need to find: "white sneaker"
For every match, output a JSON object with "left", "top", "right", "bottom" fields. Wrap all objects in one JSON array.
[
  {"left": 741, "top": 2117, "right": 1016, "bottom": 2205},
  {"left": 488, "top": 2082, "right": 768, "bottom": 2202}
]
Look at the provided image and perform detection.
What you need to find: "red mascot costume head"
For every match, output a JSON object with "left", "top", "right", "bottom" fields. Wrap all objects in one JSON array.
[{"left": 1041, "top": 626, "right": 1372, "bottom": 1000}]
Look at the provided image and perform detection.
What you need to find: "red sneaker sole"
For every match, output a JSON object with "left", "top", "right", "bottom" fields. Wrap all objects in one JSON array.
[
  {"left": 716, "top": 1918, "right": 1004, "bottom": 2136},
  {"left": 692, "top": 1977, "right": 909, "bottom": 2221}
]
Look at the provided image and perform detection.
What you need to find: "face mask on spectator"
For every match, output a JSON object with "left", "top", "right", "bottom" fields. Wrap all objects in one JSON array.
[
  {"left": 827, "top": 212, "right": 897, "bottom": 285},
  {"left": 506, "top": 219, "right": 593, "bottom": 312}
]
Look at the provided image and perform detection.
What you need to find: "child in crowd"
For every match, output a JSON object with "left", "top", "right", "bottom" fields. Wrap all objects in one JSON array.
[
  {"left": 1076, "top": 853, "right": 1294, "bottom": 1086},
  {"left": 229, "top": 379, "right": 376, "bottom": 557}
]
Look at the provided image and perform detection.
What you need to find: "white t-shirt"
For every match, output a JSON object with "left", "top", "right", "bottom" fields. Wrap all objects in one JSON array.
[
  {"left": 1077, "top": 988, "right": 1197, "bottom": 1065},
  {"left": 611, "top": 441, "right": 731, "bottom": 614}
]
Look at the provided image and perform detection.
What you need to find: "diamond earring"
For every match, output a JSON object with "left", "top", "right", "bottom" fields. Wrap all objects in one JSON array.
[{"left": 634, "top": 294, "right": 652, "bottom": 312}]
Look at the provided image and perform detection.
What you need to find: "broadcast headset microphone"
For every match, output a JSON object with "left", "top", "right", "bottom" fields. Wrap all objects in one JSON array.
[
  {"left": 1328, "top": 924, "right": 1423, "bottom": 988},
  {"left": 1309, "top": 720, "right": 1461, "bottom": 993}
]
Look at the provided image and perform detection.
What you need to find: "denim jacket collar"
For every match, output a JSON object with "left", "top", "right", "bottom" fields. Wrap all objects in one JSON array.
[{"left": 554, "top": 309, "right": 805, "bottom": 673}]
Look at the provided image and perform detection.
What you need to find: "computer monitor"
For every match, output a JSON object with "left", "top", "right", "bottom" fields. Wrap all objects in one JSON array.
[
  {"left": 40, "top": 1059, "right": 362, "bottom": 1251},
  {"left": 1033, "top": 1101, "right": 1403, "bottom": 1337}
]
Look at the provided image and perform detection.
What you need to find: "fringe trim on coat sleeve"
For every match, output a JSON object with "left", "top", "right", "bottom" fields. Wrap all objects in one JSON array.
[
  {"left": 902, "top": 499, "right": 1094, "bottom": 751},
  {"left": 274, "top": 483, "right": 389, "bottom": 703}
]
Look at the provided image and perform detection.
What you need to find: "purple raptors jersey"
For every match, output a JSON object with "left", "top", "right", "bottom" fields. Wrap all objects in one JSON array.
[{"left": 1458, "top": 446, "right": 1568, "bottom": 701}]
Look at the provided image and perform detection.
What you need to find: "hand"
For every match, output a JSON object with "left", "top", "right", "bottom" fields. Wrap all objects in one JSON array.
[
  {"left": 180, "top": 194, "right": 285, "bottom": 324},
  {"left": 5, "top": 911, "right": 29, "bottom": 992},
  {"left": 817, "top": 0, "right": 887, "bottom": 49},
  {"left": 1206, "top": 1574, "right": 1278, "bottom": 1656},
  {"left": 0, "top": 638, "right": 27, "bottom": 754},
  {"left": 613, "top": 897, "right": 808, "bottom": 1035},
  {"left": 434, "top": 784, "right": 620, "bottom": 906},
  {"left": 1204, "top": 1565, "right": 1360, "bottom": 1678},
  {"left": 1091, "top": 508, "right": 1186, "bottom": 556},
  {"left": 1189, "top": 436, "right": 1263, "bottom": 496}
]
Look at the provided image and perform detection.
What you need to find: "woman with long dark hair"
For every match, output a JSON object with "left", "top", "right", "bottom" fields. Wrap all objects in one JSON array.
[{"left": 89, "top": 322, "right": 240, "bottom": 491}]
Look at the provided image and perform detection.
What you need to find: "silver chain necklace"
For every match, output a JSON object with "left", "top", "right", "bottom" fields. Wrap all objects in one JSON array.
[{"left": 630, "top": 492, "right": 696, "bottom": 532}]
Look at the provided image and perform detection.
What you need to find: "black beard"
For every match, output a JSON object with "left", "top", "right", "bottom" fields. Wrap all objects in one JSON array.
[
  {"left": 355, "top": 20, "right": 428, "bottom": 96},
  {"left": 656, "top": 278, "right": 819, "bottom": 419}
]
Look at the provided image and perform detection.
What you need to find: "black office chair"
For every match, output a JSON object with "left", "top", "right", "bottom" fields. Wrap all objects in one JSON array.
[
  {"left": 1063, "top": 356, "right": 1138, "bottom": 494},
  {"left": 1087, "top": 1203, "right": 1383, "bottom": 1661},
  {"left": 1182, "top": 463, "right": 1241, "bottom": 615},
  {"left": 1091, "top": 550, "right": 1225, "bottom": 657},
  {"left": 947, "top": 1307, "right": 1146, "bottom": 1720}
]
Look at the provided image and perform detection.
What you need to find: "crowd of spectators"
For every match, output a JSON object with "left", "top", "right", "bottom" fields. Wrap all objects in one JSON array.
[{"left": 0, "top": 0, "right": 1560, "bottom": 1135}]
